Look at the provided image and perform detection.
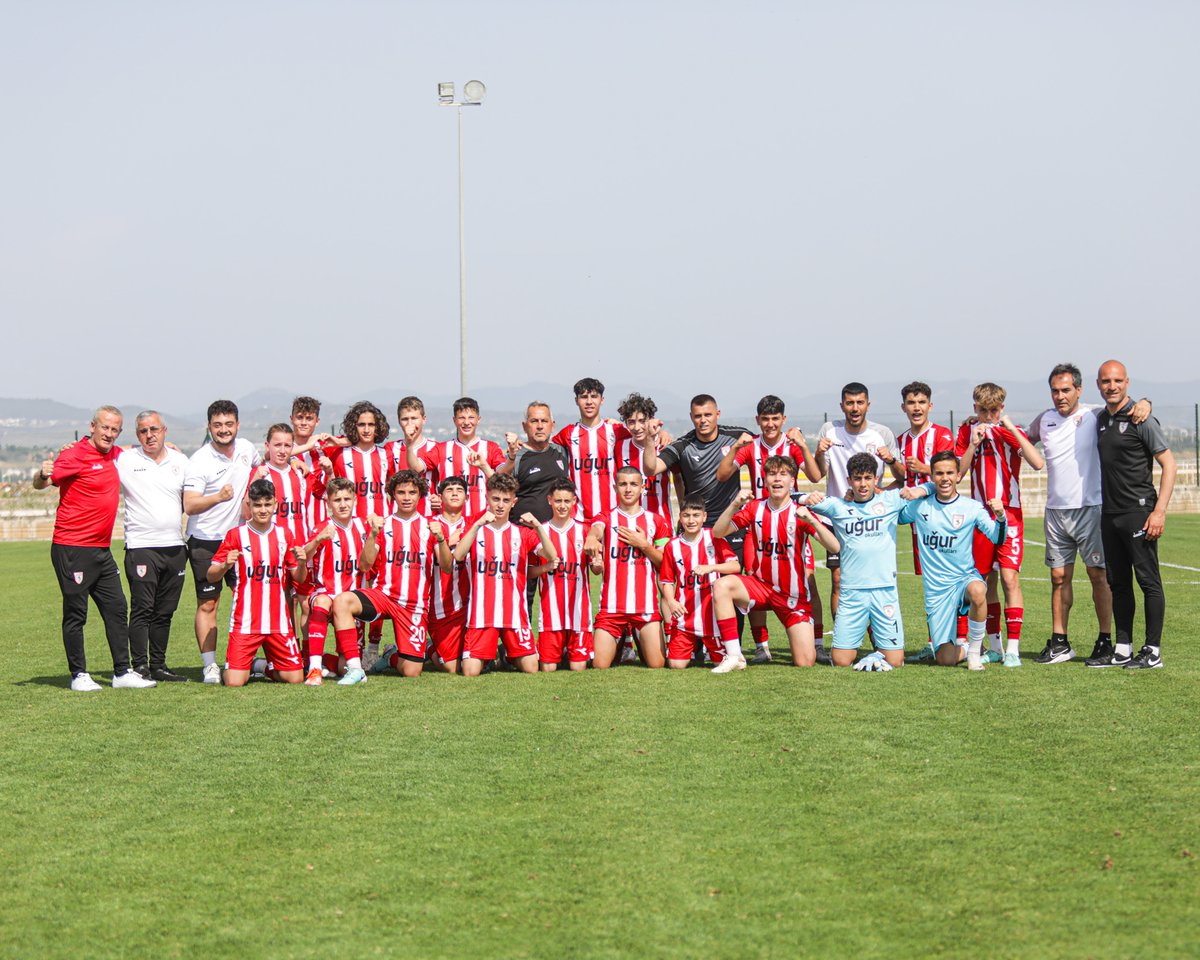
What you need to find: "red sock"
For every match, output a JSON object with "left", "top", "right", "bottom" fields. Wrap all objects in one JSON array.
[
  {"left": 1004, "top": 607, "right": 1023, "bottom": 641},
  {"left": 986, "top": 602, "right": 1002, "bottom": 635},
  {"left": 368, "top": 620, "right": 382, "bottom": 643},
  {"left": 322, "top": 653, "right": 342, "bottom": 674},
  {"left": 956, "top": 615, "right": 968, "bottom": 641},
  {"left": 718, "top": 617, "right": 739, "bottom": 643},
  {"left": 389, "top": 652, "right": 402, "bottom": 669},
  {"left": 813, "top": 622, "right": 824, "bottom": 641},
  {"left": 307, "top": 607, "right": 330, "bottom": 658},
  {"left": 752, "top": 624, "right": 769, "bottom": 646},
  {"left": 334, "top": 627, "right": 360, "bottom": 661}
]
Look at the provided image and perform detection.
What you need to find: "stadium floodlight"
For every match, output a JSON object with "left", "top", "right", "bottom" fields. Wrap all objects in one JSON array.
[{"left": 436, "top": 80, "right": 487, "bottom": 396}]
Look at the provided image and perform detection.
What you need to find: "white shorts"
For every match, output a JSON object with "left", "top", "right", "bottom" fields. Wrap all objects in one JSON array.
[{"left": 1044, "top": 506, "right": 1105, "bottom": 569}]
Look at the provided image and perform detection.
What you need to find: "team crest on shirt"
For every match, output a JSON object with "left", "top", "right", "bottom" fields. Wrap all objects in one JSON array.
[
  {"left": 872, "top": 502, "right": 885, "bottom": 516},
  {"left": 136, "top": 565, "right": 147, "bottom": 578},
  {"left": 951, "top": 514, "right": 965, "bottom": 528},
  {"left": 866, "top": 444, "right": 877, "bottom": 455},
  {"left": 1119, "top": 422, "right": 1128, "bottom": 433},
  {"left": 1073, "top": 415, "right": 1083, "bottom": 426},
  {"left": 238, "top": 453, "right": 250, "bottom": 464},
  {"left": 73, "top": 571, "right": 83, "bottom": 583}
]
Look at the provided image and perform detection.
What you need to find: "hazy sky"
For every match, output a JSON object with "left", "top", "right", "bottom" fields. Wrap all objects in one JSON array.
[{"left": 2, "top": 1, "right": 1197, "bottom": 412}]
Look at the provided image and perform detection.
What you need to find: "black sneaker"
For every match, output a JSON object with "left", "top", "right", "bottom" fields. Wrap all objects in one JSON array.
[
  {"left": 150, "top": 666, "right": 189, "bottom": 682},
  {"left": 1034, "top": 639, "right": 1075, "bottom": 664},
  {"left": 814, "top": 646, "right": 832, "bottom": 666},
  {"left": 133, "top": 664, "right": 151, "bottom": 679},
  {"left": 1124, "top": 646, "right": 1162, "bottom": 670},
  {"left": 1086, "top": 642, "right": 1130, "bottom": 668},
  {"left": 1086, "top": 637, "right": 1114, "bottom": 661}
]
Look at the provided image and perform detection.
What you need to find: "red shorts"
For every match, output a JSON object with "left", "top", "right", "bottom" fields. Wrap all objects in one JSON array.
[
  {"left": 429, "top": 609, "right": 467, "bottom": 664},
  {"left": 227, "top": 632, "right": 302, "bottom": 673},
  {"left": 464, "top": 625, "right": 536, "bottom": 661},
  {"left": 667, "top": 629, "right": 724, "bottom": 664},
  {"left": 973, "top": 506, "right": 1024, "bottom": 574},
  {"left": 593, "top": 611, "right": 662, "bottom": 637},
  {"left": 733, "top": 575, "right": 812, "bottom": 628},
  {"left": 291, "top": 570, "right": 315, "bottom": 598},
  {"left": 538, "top": 630, "right": 593, "bottom": 664},
  {"left": 355, "top": 588, "right": 428, "bottom": 660}
]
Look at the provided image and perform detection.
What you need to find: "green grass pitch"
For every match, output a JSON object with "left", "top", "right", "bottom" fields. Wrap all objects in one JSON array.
[{"left": 1, "top": 517, "right": 1197, "bottom": 959}]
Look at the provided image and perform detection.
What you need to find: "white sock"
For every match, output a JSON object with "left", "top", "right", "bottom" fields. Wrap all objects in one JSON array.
[
  {"left": 251, "top": 657, "right": 268, "bottom": 674},
  {"left": 308, "top": 656, "right": 321, "bottom": 671},
  {"left": 967, "top": 619, "right": 986, "bottom": 658},
  {"left": 755, "top": 641, "right": 768, "bottom": 651},
  {"left": 724, "top": 640, "right": 742, "bottom": 660},
  {"left": 1115, "top": 642, "right": 1132, "bottom": 657},
  {"left": 1005, "top": 637, "right": 1020, "bottom": 656},
  {"left": 987, "top": 632, "right": 1003, "bottom": 653},
  {"left": 201, "top": 651, "right": 216, "bottom": 668},
  {"left": 347, "top": 657, "right": 363, "bottom": 671}
]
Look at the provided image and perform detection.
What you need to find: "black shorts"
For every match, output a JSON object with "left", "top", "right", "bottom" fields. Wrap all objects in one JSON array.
[{"left": 188, "top": 536, "right": 236, "bottom": 601}]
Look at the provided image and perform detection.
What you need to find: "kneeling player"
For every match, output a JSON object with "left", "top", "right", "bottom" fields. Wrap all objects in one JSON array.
[
  {"left": 532, "top": 480, "right": 594, "bottom": 671},
  {"left": 449, "top": 473, "right": 557, "bottom": 677},
  {"left": 207, "top": 479, "right": 308, "bottom": 687},
  {"left": 660, "top": 494, "right": 741, "bottom": 668},
  {"left": 584, "top": 467, "right": 672, "bottom": 669},
  {"left": 423, "top": 476, "right": 471, "bottom": 674},
  {"left": 806, "top": 453, "right": 911, "bottom": 670},
  {"left": 330, "top": 471, "right": 440, "bottom": 682},
  {"left": 900, "top": 451, "right": 1008, "bottom": 670}
]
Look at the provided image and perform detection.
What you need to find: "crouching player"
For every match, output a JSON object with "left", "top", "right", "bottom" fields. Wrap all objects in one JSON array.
[
  {"left": 711, "top": 456, "right": 840, "bottom": 672},
  {"left": 806, "top": 453, "right": 911, "bottom": 671},
  {"left": 584, "top": 467, "right": 672, "bottom": 669},
  {"left": 660, "top": 494, "right": 741, "bottom": 668},
  {"left": 301, "top": 477, "right": 379, "bottom": 685},
  {"left": 448, "top": 473, "right": 557, "bottom": 677},
  {"left": 330, "top": 471, "right": 440, "bottom": 682},
  {"left": 207, "top": 478, "right": 308, "bottom": 687},
  {"left": 900, "top": 451, "right": 1008, "bottom": 670},
  {"left": 532, "top": 479, "right": 594, "bottom": 671}
]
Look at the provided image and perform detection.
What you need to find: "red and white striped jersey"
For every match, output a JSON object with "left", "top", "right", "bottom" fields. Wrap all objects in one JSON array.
[
  {"left": 613, "top": 435, "right": 672, "bottom": 523},
  {"left": 553, "top": 421, "right": 634, "bottom": 521},
  {"left": 308, "top": 517, "right": 370, "bottom": 598},
  {"left": 897, "top": 424, "right": 955, "bottom": 488},
  {"left": 430, "top": 514, "right": 469, "bottom": 620},
  {"left": 213, "top": 523, "right": 298, "bottom": 635},
  {"left": 538, "top": 519, "right": 593, "bottom": 632},
  {"left": 294, "top": 448, "right": 328, "bottom": 528},
  {"left": 323, "top": 442, "right": 389, "bottom": 520},
  {"left": 369, "top": 513, "right": 436, "bottom": 611},
  {"left": 954, "top": 422, "right": 1026, "bottom": 508},
  {"left": 415, "top": 438, "right": 507, "bottom": 516},
  {"left": 659, "top": 531, "right": 737, "bottom": 637},
  {"left": 731, "top": 499, "right": 818, "bottom": 605},
  {"left": 592, "top": 508, "right": 671, "bottom": 616},
  {"left": 464, "top": 522, "right": 543, "bottom": 630},
  {"left": 264, "top": 463, "right": 312, "bottom": 545},
  {"left": 733, "top": 437, "right": 807, "bottom": 496},
  {"left": 382, "top": 437, "right": 438, "bottom": 515}
]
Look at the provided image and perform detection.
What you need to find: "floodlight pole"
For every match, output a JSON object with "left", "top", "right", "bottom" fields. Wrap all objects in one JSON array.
[{"left": 457, "top": 104, "right": 467, "bottom": 397}]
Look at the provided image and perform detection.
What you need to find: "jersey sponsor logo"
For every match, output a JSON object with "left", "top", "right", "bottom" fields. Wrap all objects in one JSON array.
[
  {"left": 332, "top": 558, "right": 359, "bottom": 574},
  {"left": 476, "top": 557, "right": 519, "bottom": 576},
  {"left": 609, "top": 543, "right": 648, "bottom": 563},
  {"left": 572, "top": 454, "right": 613, "bottom": 472},
  {"left": 553, "top": 558, "right": 584, "bottom": 579},
  {"left": 527, "top": 466, "right": 541, "bottom": 475},
  {"left": 385, "top": 547, "right": 426, "bottom": 565},
  {"left": 844, "top": 517, "right": 883, "bottom": 537},
  {"left": 136, "top": 565, "right": 147, "bottom": 578},
  {"left": 246, "top": 561, "right": 284, "bottom": 582},
  {"left": 922, "top": 532, "right": 959, "bottom": 551},
  {"left": 355, "top": 479, "right": 384, "bottom": 498},
  {"left": 758, "top": 538, "right": 792, "bottom": 557},
  {"left": 91, "top": 463, "right": 105, "bottom": 471},
  {"left": 277, "top": 502, "right": 303, "bottom": 517}
]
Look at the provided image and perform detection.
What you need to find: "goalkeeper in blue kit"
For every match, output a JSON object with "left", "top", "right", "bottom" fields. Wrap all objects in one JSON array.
[{"left": 899, "top": 450, "right": 1007, "bottom": 671}]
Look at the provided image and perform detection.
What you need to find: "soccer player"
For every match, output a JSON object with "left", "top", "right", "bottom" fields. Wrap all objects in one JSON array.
[
  {"left": 448, "top": 473, "right": 557, "bottom": 677},
  {"left": 660, "top": 494, "right": 741, "bottom": 669},
  {"left": 710, "top": 456, "right": 839, "bottom": 672},
  {"left": 615, "top": 392, "right": 674, "bottom": 522},
  {"left": 532, "top": 479, "right": 594, "bottom": 671},
  {"left": 385, "top": 396, "right": 440, "bottom": 516},
  {"left": 183, "top": 400, "right": 262, "bottom": 685},
  {"left": 805, "top": 453, "right": 912, "bottom": 670},
  {"left": 1094, "top": 360, "right": 1176, "bottom": 669},
  {"left": 330, "top": 471, "right": 441, "bottom": 683},
  {"left": 422, "top": 476, "right": 471, "bottom": 674},
  {"left": 955, "top": 383, "right": 1045, "bottom": 667},
  {"left": 815, "top": 383, "right": 902, "bottom": 621},
  {"left": 301, "top": 477, "right": 378, "bottom": 686},
  {"left": 320, "top": 402, "right": 391, "bottom": 521},
  {"left": 288, "top": 396, "right": 329, "bottom": 531},
  {"left": 552, "top": 378, "right": 658, "bottom": 522},
  {"left": 584, "top": 467, "right": 672, "bottom": 669},
  {"left": 207, "top": 479, "right": 308, "bottom": 687},
  {"left": 407, "top": 397, "right": 507, "bottom": 517},
  {"left": 899, "top": 452, "right": 1008, "bottom": 671}
]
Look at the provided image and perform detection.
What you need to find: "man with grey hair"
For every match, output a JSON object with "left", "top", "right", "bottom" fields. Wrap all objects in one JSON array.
[
  {"left": 34, "top": 406, "right": 156, "bottom": 691},
  {"left": 117, "top": 410, "right": 191, "bottom": 681}
]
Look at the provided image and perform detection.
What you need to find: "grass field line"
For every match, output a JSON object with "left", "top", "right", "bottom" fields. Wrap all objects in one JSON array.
[{"left": 1024, "top": 535, "right": 1200, "bottom": 572}]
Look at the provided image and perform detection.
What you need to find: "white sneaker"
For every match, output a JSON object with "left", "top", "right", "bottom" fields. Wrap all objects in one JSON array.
[
  {"left": 70, "top": 672, "right": 102, "bottom": 692},
  {"left": 112, "top": 670, "right": 157, "bottom": 689},
  {"left": 202, "top": 662, "right": 222, "bottom": 685},
  {"left": 711, "top": 656, "right": 747, "bottom": 674},
  {"left": 966, "top": 654, "right": 985, "bottom": 672},
  {"left": 749, "top": 647, "right": 772, "bottom": 664}
]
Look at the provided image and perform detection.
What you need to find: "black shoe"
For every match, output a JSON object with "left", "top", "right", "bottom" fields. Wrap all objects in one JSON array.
[
  {"left": 1086, "top": 637, "right": 1113, "bottom": 661},
  {"left": 133, "top": 664, "right": 151, "bottom": 679},
  {"left": 150, "top": 667, "right": 189, "bottom": 682},
  {"left": 1086, "top": 643, "right": 1130, "bottom": 668},
  {"left": 1124, "top": 646, "right": 1162, "bottom": 670},
  {"left": 1034, "top": 639, "right": 1075, "bottom": 664}
]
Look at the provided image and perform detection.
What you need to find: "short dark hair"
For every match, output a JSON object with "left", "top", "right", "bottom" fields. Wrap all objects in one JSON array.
[
  {"left": 387, "top": 469, "right": 428, "bottom": 499},
  {"left": 841, "top": 382, "right": 869, "bottom": 400},
  {"left": 453, "top": 397, "right": 480, "bottom": 416},
  {"left": 248, "top": 478, "right": 276, "bottom": 502},
  {"left": 756, "top": 395, "right": 785, "bottom": 416},
  {"left": 679, "top": 494, "right": 708, "bottom": 515},
  {"left": 437, "top": 475, "right": 468, "bottom": 495},
  {"left": 1049, "top": 363, "right": 1082, "bottom": 389},
  {"left": 487, "top": 473, "right": 520, "bottom": 496},
  {"left": 291, "top": 396, "right": 320, "bottom": 416},
  {"left": 846, "top": 452, "right": 878, "bottom": 477},
  {"left": 325, "top": 476, "right": 355, "bottom": 498},
  {"left": 930, "top": 450, "right": 958, "bottom": 470},
  {"left": 617, "top": 392, "right": 657, "bottom": 421},
  {"left": 573, "top": 378, "right": 605, "bottom": 397},
  {"left": 614, "top": 465, "right": 643, "bottom": 482},
  {"left": 901, "top": 382, "right": 932, "bottom": 401},
  {"left": 397, "top": 396, "right": 425, "bottom": 417},
  {"left": 207, "top": 400, "right": 239, "bottom": 422},
  {"left": 548, "top": 478, "right": 577, "bottom": 498},
  {"left": 343, "top": 401, "right": 390, "bottom": 444},
  {"left": 762, "top": 454, "right": 798, "bottom": 478},
  {"left": 690, "top": 393, "right": 717, "bottom": 409},
  {"left": 266, "top": 422, "right": 293, "bottom": 441}
]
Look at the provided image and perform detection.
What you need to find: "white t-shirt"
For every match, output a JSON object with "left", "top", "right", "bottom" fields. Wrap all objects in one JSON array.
[
  {"left": 117, "top": 446, "right": 189, "bottom": 548},
  {"left": 183, "top": 438, "right": 262, "bottom": 541},
  {"left": 1027, "top": 403, "right": 1102, "bottom": 509},
  {"left": 816, "top": 419, "right": 897, "bottom": 500}
]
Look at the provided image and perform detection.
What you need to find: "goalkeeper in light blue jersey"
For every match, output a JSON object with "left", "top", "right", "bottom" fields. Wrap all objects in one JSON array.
[
  {"left": 898, "top": 450, "right": 1007, "bottom": 670},
  {"left": 805, "top": 452, "right": 910, "bottom": 670}
]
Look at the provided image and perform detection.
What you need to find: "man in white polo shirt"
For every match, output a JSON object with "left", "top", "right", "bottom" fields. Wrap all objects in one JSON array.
[
  {"left": 1027, "top": 364, "right": 1149, "bottom": 665},
  {"left": 183, "top": 400, "right": 261, "bottom": 684},
  {"left": 119, "top": 411, "right": 191, "bottom": 682}
]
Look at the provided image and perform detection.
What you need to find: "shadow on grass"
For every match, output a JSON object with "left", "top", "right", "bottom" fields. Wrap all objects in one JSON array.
[{"left": 15, "top": 674, "right": 76, "bottom": 688}]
